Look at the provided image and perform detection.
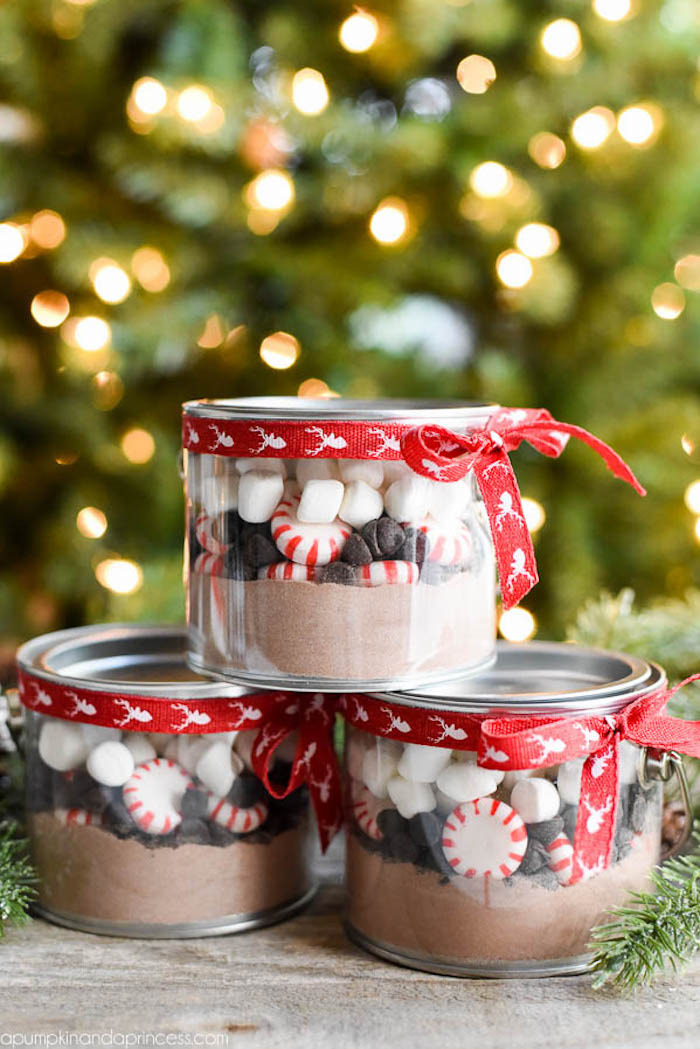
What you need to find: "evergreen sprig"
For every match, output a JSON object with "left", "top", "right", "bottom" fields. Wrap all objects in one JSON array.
[
  {"left": 0, "top": 820, "right": 36, "bottom": 937},
  {"left": 589, "top": 828, "right": 700, "bottom": 990}
]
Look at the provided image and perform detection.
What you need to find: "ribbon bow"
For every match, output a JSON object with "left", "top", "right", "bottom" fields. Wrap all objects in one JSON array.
[{"left": 401, "top": 407, "right": 646, "bottom": 608}]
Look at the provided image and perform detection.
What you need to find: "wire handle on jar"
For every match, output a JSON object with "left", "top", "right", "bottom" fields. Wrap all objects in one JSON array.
[{"left": 638, "top": 748, "right": 693, "bottom": 862}]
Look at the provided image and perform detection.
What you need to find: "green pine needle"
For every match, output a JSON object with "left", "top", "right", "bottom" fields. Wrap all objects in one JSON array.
[
  {"left": 0, "top": 820, "right": 36, "bottom": 937},
  {"left": 589, "top": 827, "right": 700, "bottom": 990}
]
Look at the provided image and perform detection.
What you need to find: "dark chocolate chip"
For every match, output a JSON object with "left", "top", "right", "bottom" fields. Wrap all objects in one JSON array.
[
  {"left": 361, "top": 519, "right": 383, "bottom": 560},
  {"left": 387, "top": 832, "right": 420, "bottom": 864},
  {"left": 241, "top": 521, "right": 273, "bottom": 541},
  {"left": 561, "top": 804, "right": 578, "bottom": 842},
  {"left": 319, "top": 561, "right": 357, "bottom": 585},
  {"left": 526, "top": 816, "right": 565, "bottom": 846},
  {"left": 245, "top": 533, "right": 278, "bottom": 568},
  {"left": 398, "top": 527, "right": 428, "bottom": 565},
  {"left": 181, "top": 787, "right": 209, "bottom": 819},
  {"left": 529, "top": 865, "right": 560, "bottom": 891},
  {"left": 518, "top": 837, "right": 548, "bottom": 875},
  {"left": 223, "top": 549, "right": 256, "bottom": 580},
  {"left": 177, "top": 818, "right": 212, "bottom": 845},
  {"left": 376, "top": 808, "right": 407, "bottom": 838},
  {"left": 230, "top": 772, "right": 266, "bottom": 808},
  {"left": 215, "top": 510, "right": 241, "bottom": 546},
  {"left": 341, "top": 533, "right": 373, "bottom": 566},
  {"left": 376, "top": 517, "right": 405, "bottom": 557},
  {"left": 208, "top": 822, "right": 235, "bottom": 846},
  {"left": 408, "top": 811, "right": 443, "bottom": 848}
]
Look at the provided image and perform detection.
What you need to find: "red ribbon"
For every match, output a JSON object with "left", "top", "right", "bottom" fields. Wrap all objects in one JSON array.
[
  {"left": 182, "top": 406, "right": 645, "bottom": 609},
  {"left": 17, "top": 669, "right": 342, "bottom": 852},
  {"left": 341, "top": 675, "right": 700, "bottom": 882}
]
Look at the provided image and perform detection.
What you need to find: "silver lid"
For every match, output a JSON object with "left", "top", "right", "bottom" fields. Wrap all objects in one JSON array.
[
  {"left": 182, "top": 397, "right": 496, "bottom": 424},
  {"left": 370, "top": 641, "right": 663, "bottom": 716},
  {"left": 17, "top": 624, "right": 253, "bottom": 700}
]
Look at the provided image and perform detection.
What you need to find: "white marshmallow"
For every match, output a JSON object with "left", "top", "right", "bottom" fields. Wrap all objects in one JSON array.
[
  {"left": 362, "top": 747, "right": 400, "bottom": 799},
  {"left": 238, "top": 470, "right": 285, "bottom": 523},
  {"left": 387, "top": 776, "right": 436, "bottom": 819},
  {"left": 123, "top": 734, "right": 157, "bottom": 766},
  {"left": 382, "top": 460, "right": 411, "bottom": 484},
  {"left": 384, "top": 476, "right": 431, "bottom": 523},
  {"left": 233, "top": 729, "right": 257, "bottom": 769},
  {"left": 236, "top": 457, "right": 286, "bottom": 477},
  {"left": 338, "top": 459, "right": 384, "bottom": 488},
  {"left": 87, "top": 741, "right": 135, "bottom": 787},
  {"left": 148, "top": 732, "right": 175, "bottom": 755},
  {"left": 502, "top": 768, "right": 538, "bottom": 791},
  {"left": 557, "top": 759, "right": 584, "bottom": 805},
  {"left": 511, "top": 777, "right": 561, "bottom": 823},
  {"left": 283, "top": 479, "right": 301, "bottom": 501},
  {"left": 196, "top": 741, "right": 243, "bottom": 797},
  {"left": 175, "top": 736, "right": 210, "bottom": 775},
  {"left": 619, "top": 741, "right": 641, "bottom": 785},
  {"left": 397, "top": 743, "right": 452, "bottom": 783},
  {"left": 297, "top": 459, "right": 339, "bottom": 485},
  {"left": 435, "top": 788, "right": 458, "bottom": 817},
  {"left": 429, "top": 478, "right": 472, "bottom": 521},
  {"left": 297, "top": 479, "right": 345, "bottom": 524},
  {"left": 338, "top": 481, "right": 384, "bottom": 530},
  {"left": 436, "top": 762, "right": 501, "bottom": 802},
  {"left": 80, "top": 724, "right": 122, "bottom": 746},
  {"left": 208, "top": 731, "right": 239, "bottom": 746},
  {"left": 163, "top": 737, "right": 179, "bottom": 762},
  {"left": 39, "top": 720, "right": 90, "bottom": 772},
  {"left": 451, "top": 749, "right": 505, "bottom": 785},
  {"left": 201, "top": 475, "right": 239, "bottom": 516}
]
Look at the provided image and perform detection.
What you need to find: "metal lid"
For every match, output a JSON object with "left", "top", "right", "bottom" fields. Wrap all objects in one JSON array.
[
  {"left": 16, "top": 624, "right": 253, "bottom": 700},
  {"left": 370, "top": 641, "right": 663, "bottom": 717},
  {"left": 182, "top": 397, "right": 496, "bottom": 424}
]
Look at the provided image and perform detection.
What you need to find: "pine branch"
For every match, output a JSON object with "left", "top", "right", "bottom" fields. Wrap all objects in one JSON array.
[
  {"left": 589, "top": 828, "right": 700, "bottom": 990},
  {"left": 0, "top": 820, "right": 36, "bottom": 938}
]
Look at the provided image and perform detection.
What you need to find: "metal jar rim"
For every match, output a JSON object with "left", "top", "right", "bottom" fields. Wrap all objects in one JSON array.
[{"left": 182, "top": 396, "right": 497, "bottom": 424}]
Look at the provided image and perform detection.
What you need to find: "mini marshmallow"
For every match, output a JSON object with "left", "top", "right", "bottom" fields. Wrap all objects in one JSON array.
[
  {"left": 87, "top": 740, "right": 135, "bottom": 787},
  {"left": 362, "top": 747, "right": 400, "bottom": 800},
  {"left": 387, "top": 776, "right": 436, "bottom": 819},
  {"left": 382, "top": 460, "right": 411, "bottom": 485},
  {"left": 123, "top": 734, "right": 157, "bottom": 766},
  {"left": 397, "top": 744, "right": 452, "bottom": 784},
  {"left": 233, "top": 730, "right": 257, "bottom": 769},
  {"left": 236, "top": 458, "right": 286, "bottom": 477},
  {"left": 148, "top": 732, "right": 175, "bottom": 755},
  {"left": 557, "top": 759, "right": 584, "bottom": 806},
  {"left": 297, "top": 459, "right": 339, "bottom": 485},
  {"left": 428, "top": 477, "right": 472, "bottom": 521},
  {"left": 201, "top": 475, "right": 239, "bottom": 516},
  {"left": 384, "top": 476, "right": 431, "bottom": 523},
  {"left": 297, "top": 479, "right": 345, "bottom": 524},
  {"left": 338, "top": 459, "right": 384, "bottom": 489},
  {"left": 195, "top": 741, "right": 243, "bottom": 797},
  {"left": 80, "top": 724, "right": 122, "bottom": 746},
  {"left": 510, "top": 777, "right": 561, "bottom": 824},
  {"left": 338, "top": 481, "right": 384, "bottom": 531},
  {"left": 450, "top": 750, "right": 505, "bottom": 785},
  {"left": 502, "top": 768, "right": 538, "bottom": 791},
  {"left": 238, "top": 470, "right": 285, "bottom": 523},
  {"left": 39, "top": 720, "right": 90, "bottom": 772},
  {"left": 436, "top": 761, "right": 501, "bottom": 803},
  {"left": 175, "top": 736, "right": 210, "bottom": 775}
]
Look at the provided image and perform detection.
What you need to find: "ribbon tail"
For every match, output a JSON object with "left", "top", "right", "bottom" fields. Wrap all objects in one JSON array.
[
  {"left": 571, "top": 739, "right": 619, "bottom": 884},
  {"left": 474, "top": 452, "right": 538, "bottom": 609},
  {"left": 519, "top": 420, "right": 646, "bottom": 497}
]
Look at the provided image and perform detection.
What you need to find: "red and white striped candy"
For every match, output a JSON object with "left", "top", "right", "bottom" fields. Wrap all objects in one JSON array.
[
  {"left": 258, "top": 562, "right": 317, "bottom": 582},
  {"left": 545, "top": 833, "right": 574, "bottom": 885},
  {"left": 195, "top": 513, "right": 229, "bottom": 557},
  {"left": 271, "top": 496, "right": 351, "bottom": 566},
  {"left": 350, "top": 780, "right": 386, "bottom": 840},
  {"left": 408, "top": 517, "right": 472, "bottom": 566},
  {"left": 54, "top": 808, "right": 107, "bottom": 828},
  {"left": 194, "top": 551, "right": 226, "bottom": 576},
  {"left": 357, "top": 561, "right": 419, "bottom": 586},
  {"left": 122, "top": 758, "right": 193, "bottom": 836},
  {"left": 442, "top": 798, "right": 527, "bottom": 879},
  {"left": 207, "top": 793, "right": 268, "bottom": 834}
]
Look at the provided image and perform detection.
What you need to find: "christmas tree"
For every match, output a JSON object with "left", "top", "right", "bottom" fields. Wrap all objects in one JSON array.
[{"left": 0, "top": 0, "right": 698, "bottom": 647}]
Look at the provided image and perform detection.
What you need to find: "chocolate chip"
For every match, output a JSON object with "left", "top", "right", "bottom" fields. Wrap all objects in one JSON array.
[
  {"left": 518, "top": 837, "right": 548, "bottom": 874},
  {"left": 361, "top": 519, "right": 383, "bottom": 559},
  {"left": 230, "top": 772, "right": 266, "bottom": 808},
  {"left": 241, "top": 521, "right": 273, "bottom": 542},
  {"left": 181, "top": 787, "right": 209, "bottom": 819},
  {"left": 561, "top": 804, "right": 578, "bottom": 841},
  {"left": 177, "top": 818, "right": 212, "bottom": 845},
  {"left": 215, "top": 510, "right": 241, "bottom": 546},
  {"left": 341, "top": 533, "right": 373, "bottom": 566},
  {"left": 376, "top": 808, "right": 407, "bottom": 838},
  {"left": 319, "top": 562, "right": 357, "bottom": 585},
  {"left": 209, "top": 822, "right": 235, "bottom": 846},
  {"left": 398, "top": 527, "right": 428, "bottom": 565},
  {"left": 387, "top": 832, "right": 420, "bottom": 864},
  {"left": 224, "top": 549, "right": 256, "bottom": 580},
  {"left": 376, "top": 517, "right": 405, "bottom": 557},
  {"left": 530, "top": 865, "right": 559, "bottom": 891},
  {"left": 527, "top": 816, "right": 565, "bottom": 846},
  {"left": 408, "top": 811, "right": 443, "bottom": 847},
  {"left": 245, "top": 533, "right": 278, "bottom": 568}
]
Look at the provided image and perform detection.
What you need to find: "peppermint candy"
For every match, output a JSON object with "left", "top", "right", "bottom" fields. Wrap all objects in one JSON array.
[
  {"left": 258, "top": 562, "right": 317, "bottom": 581},
  {"left": 122, "top": 757, "right": 193, "bottom": 836},
  {"left": 271, "top": 495, "right": 351, "bottom": 566},
  {"left": 441, "top": 798, "right": 528, "bottom": 878},
  {"left": 357, "top": 561, "right": 419, "bottom": 586},
  {"left": 206, "top": 793, "right": 268, "bottom": 834},
  {"left": 351, "top": 780, "right": 387, "bottom": 840},
  {"left": 410, "top": 517, "right": 472, "bottom": 566},
  {"left": 54, "top": 808, "right": 107, "bottom": 828}
]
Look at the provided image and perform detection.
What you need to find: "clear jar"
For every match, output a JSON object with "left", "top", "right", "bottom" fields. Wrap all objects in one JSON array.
[
  {"left": 183, "top": 398, "right": 497, "bottom": 690},
  {"left": 343, "top": 643, "right": 675, "bottom": 977},
  {"left": 18, "top": 625, "right": 316, "bottom": 938}
]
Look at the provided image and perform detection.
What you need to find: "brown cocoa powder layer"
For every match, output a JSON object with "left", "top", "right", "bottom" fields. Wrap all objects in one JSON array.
[
  {"left": 346, "top": 833, "right": 658, "bottom": 964},
  {"left": 30, "top": 813, "right": 314, "bottom": 926},
  {"left": 190, "top": 570, "right": 496, "bottom": 682}
]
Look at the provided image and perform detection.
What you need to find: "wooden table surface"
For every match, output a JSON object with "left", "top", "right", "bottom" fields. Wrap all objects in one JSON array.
[{"left": 4, "top": 840, "right": 699, "bottom": 1048}]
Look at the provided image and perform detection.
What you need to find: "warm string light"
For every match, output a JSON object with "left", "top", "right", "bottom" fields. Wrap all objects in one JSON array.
[
  {"left": 121, "top": 428, "right": 156, "bottom": 464},
  {"left": 469, "top": 162, "right": 512, "bottom": 199},
  {"left": 95, "top": 558, "right": 143, "bottom": 595},
  {"left": 67, "top": 316, "right": 111, "bottom": 352},
  {"left": 674, "top": 255, "right": 700, "bottom": 291},
  {"left": 259, "top": 332, "right": 300, "bottom": 370},
  {"left": 683, "top": 481, "right": 700, "bottom": 514},
  {"left": 369, "top": 198, "right": 409, "bottom": 244},
  {"left": 339, "top": 11, "right": 379, "bottom": 53},
  {"left": 131, "top": 247, "right": 170, "bottom": 291},
  {"left": 593, "top": 0, "right": 632, "bottom": 22},
  {"left": 89, "top": 258, "right": 132, "bottom": 304},
  {"left": 521, "top": 497, "right": 546, "bottom": 533},
  {"left": 571, "top": 107, "right": 615, "bottom": 149},
  {"left": 540, "top": 19, "right": 582, "bottom": 61},
  {"left": 515, "top": 223, "right": 559, "bottom": 258},
  {"left": 292, "top": 68, "right": 329, "bottom": 115},
  {"left": 91, "top": 371, "right": 124, "bottom": 411},
  {"left": 681, "top": 434, "right": 695, "bottom": 457},
  {"left": 245, "top": 169, "right": 295, "bottom": 212},
  {"left": 31, "top": 291, "right": 70, "bottom": 328},
  {"left": 651, "top": 283, "right": 685, "bottom": 320},
  {"left": 76, "top": 506, "right": 107, "bottom": 539},
  {"left": 130, "top": 77, "right": 168, "bottom": 117},
  {"left": 499, "top": 607, "right": 537, "bottom": 642},
  {"left": 297, "top": 378, "right": 338, "bottom": 398},
  {"left": 528, "top": 132, "right": 566, "bottom": 169},
  {"left": 177, "top": 85, "right": 214, "bottom": 123},
  {"left": 29, "top": 210, "right": 66, "bottom": 249},
  {"left": 617, "top": 104, "right": 660, "bottom": 146},
  {"left": 0, "top": 223, "right": 26, "bottom": 263},
  {"left": 694, "top": 518, "right": 700, "bottom": 545},
  {"left": 496, "top": 250, "right": 533, "bottom": 289},
  {"left": 197, "top": 314, "right": 226, "bottom": 348},
  {"left": 456, "top": 54, "right": 496, "bottom": 94}
]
